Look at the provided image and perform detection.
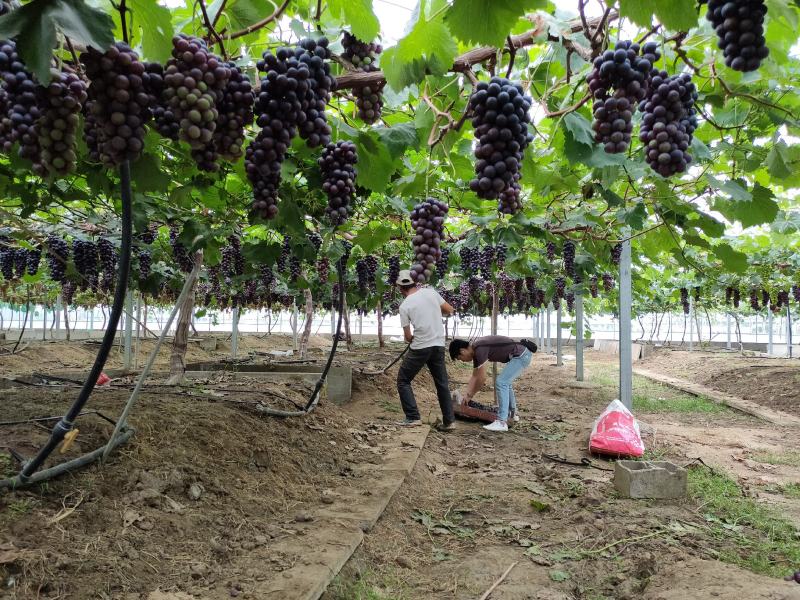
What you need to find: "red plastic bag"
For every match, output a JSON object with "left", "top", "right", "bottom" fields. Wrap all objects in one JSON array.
[
  {"left": 589, "top": 399, "right": 644, "bottom": 458},
  {"left": 96, "top": 373, "right": 111, "bottom": 386}
]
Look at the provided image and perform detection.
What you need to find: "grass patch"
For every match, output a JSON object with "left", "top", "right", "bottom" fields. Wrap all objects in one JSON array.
[
  {"left": 591, "top": 366, "right": 728, "bottom": 414},
  {"left": 764, "top": 482, "right": 800, "bottom": 499},
  {"left": 632, "top": 376, "right": 726, "bottom": 414},
  {"left": 688, "top": 466, "right": 800, "bottom": 577},
  {"left": 377, "top": 397, "right": 402, "bottom": 414},
  {"left": 753, "top": 450, "right": 800, "bottom": 467},
  {"left": 0, "top": 453, "right": 14, "bottom": 478},
  {"left": 328, "top": 569, "right": 407, "bottom": 600}
]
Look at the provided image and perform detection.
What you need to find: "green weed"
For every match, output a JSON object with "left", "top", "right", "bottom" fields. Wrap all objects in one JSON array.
[
  {"left": 753, "top": 450, "right": 800, "bottom": 467},
  {"left": 688, "top": 466, "right": 800, "bottom": 577},
  {"left": 328, "top": 569, "right": 406, "bottom": 600}
]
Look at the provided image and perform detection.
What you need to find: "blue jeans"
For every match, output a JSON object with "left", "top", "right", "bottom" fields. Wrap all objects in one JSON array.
[{"left": 496, "top": 349, "right": 532, "bottom": 421}]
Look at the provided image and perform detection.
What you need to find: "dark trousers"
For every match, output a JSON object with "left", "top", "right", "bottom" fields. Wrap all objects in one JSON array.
[{"left": 397, "top": 346, "right": 454, "bottom": 424}]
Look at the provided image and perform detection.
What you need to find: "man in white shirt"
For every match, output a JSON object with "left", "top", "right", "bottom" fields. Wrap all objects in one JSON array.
[{"left": 395, "top": 270, "right": 456, "bottom": 430}]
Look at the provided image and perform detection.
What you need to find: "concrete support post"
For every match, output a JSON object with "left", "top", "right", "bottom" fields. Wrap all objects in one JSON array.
[
  {"left": 232, "top": 307, "right": 240, "bottom": 359},
  {"left": 546, "top": 304, "right": 552, "bottom": 354},
  {"left": 767, "top": 309, "right": 774, "bottom": 355},
  {"left": 619, "top": 237, "right": 633, "bottom": 410},
  {"left": 726, "top": 312, "right": 731, "bottom": 350},
  {"left": 556, "top": 303, "right": 563, "bottom": 367},
  {"left": 576, "top": 292, "right": 584, "bottom": 382},
  {"left": 123, "top": 290, "right": 133, "bottom": 370}
]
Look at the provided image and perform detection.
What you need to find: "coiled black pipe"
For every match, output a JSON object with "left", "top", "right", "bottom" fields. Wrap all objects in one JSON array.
[{"left": 15, "top": 161, "right": 133, "bottom": 484}]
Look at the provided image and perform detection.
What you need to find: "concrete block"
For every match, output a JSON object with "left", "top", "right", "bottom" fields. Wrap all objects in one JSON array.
[
  {"left": 200, "top": 336, "right": 218, "bottom": 351},
  {"left": 614, "top": 460, "right": 687, "bottom": 499},
  {"left": 326, "top": 366, "right": 352, "bottom": 405}
]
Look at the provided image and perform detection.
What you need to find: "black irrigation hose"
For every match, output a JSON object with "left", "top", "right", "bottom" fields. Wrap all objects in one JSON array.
[
  {"left": 256, "top": 256, "right": 346, "bottom": 418},
  {"left": 0, "top": 427, "right": 135, "bottom": 491},
  {"left": 13, "top": 161, "right": 133, "bottom": 485},
  {"left": 360, "top": 344, "right": 410, "bottom": 375},
  {"left": 303, "top": 257, "right": 345, "bottom": 412}
]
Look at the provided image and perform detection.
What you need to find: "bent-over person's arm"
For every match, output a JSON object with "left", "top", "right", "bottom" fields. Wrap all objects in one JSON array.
[{"left": 464, "top": 363, "right": 487, "bottom": 400}]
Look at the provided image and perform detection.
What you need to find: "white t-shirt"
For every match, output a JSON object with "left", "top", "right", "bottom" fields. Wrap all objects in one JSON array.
[{"left": 399, "top": 287, "right": 446, "bottom": 349}]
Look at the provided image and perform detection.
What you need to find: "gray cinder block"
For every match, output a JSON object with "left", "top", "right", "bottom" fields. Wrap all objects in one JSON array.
[{"left": 614, "top": 460, "right": 687, "bottom": 499}]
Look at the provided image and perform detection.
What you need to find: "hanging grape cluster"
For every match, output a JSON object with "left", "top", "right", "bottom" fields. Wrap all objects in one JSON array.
[
  {"left": 468, "top": 77, "right": 534, "bottom": 214},
  {"left": 386, "top": 255, "right": 400, "bottom": 286},
  {"left": 161, "top": 35, "right": 231, "bottom": 160},
  {"left": 409, "top": 198, "right": 448, "bottom": 283},
  {"left": 32, "top": 70, "right": 88, "bottom": 176},
  {"left": 81, "top": 43, "right": 150, "bottom": 166},
  {"left": 0, "top": 40, "right": 40, "bottom": 158},
  {"left": 342, "top": 32, "right": 384, "bottom": 124},
  {"left": 563, "top": 240, "right": 576, "bottom": 278},
  {"left": 355, "top": 255, "right": 378, "bottom": 292},
  {"left": 546, "top": 242, "right": 556, "bottom": 261},
  {"left": 639, "top": 71, "right": 699, "bottom": 177},
  {"left": 610, "top": 243, "right": 622, "bottom": 265},
  {"left": 320, "top": 140, "right": 358, "bottom": 226},
  {"left": 602, "top": 273, "right": 614, "bottom": 292},
  {"left": 436, "top": 247, "right": 450, "bottom": 279},
  {"left": 97, "top": 237, "right": 117, "bottom": 292},
  {"left": 588, "top": 41, "right": 660, "bottom": 154},
  {"left": 169, "top": 224, "right": 193, "bottom": 273},
  {"left": 44, "top": 235, "right": 69, "bottom": 284},
  {"left": 704, "top": 0, "right": 769, "bottom": 72},
  {"left": 136, "top": 225, "right": 157, "bottom": 281},
  {"left": 749, "top": 289, "right": 760, "bottom": 311},
  {"left": 214, "top": 63, "right": 254, "bottom": 161},
  {"left": 73, "top": 239, "right": 98, "bottom": 290},
  {"left": 590, "top": 275, "right": 599, "bottom": 298},
  {"left": 680, "top": 287, "right": 690, "bottom": 314},
  {"left": 246, "top": 37, "right": 332, "bottom": 219},
  {"left": 221, "top": 234, "right": 245, "bottom": 278},
  {"left": 277, "top": 236, "right": 291, "bottom": 271}
]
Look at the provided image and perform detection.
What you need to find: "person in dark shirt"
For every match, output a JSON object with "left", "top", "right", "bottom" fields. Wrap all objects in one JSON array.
[{"left": 448, "top": 335, "right": 534, "bottom": 432}]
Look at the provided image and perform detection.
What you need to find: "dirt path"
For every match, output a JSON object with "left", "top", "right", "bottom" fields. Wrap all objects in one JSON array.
[{"left": 326, "top": 350, "right": 800, "bottom": 600}]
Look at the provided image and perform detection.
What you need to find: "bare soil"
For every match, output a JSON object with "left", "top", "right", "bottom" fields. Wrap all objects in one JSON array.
[
  {"left": 324, "top": 350, "right": 800, "bottom": 600},
  {"left": 638, "top": 348, "right": 800, "bottom": 418},
  {"left": 1, "top": 339, "right": 800, "bottom": 600}
]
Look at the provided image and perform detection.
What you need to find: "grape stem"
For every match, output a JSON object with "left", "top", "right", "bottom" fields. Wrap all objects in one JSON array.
[
  {"left": 216, "top": 0, "right": 292, "bottom": 41},
  {"left": 334, "top": 12, "right": 617, "bottom": 90},
  {"left": 197, "top": 0, "right": 228, "bottom": 59}
]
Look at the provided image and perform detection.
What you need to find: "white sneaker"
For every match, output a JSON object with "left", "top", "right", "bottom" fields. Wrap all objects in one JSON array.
[
  {"left": 483, "top": 420, "right": 508, "bottom": 432},
  {"left": 512, "top": 413, "right": 520, "bottom": 423}
]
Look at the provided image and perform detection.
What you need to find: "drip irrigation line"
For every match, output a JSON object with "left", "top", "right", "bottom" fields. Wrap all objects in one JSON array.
[
  {"left": 102, "top": 258, "right": 203, "bottom": 463},
  {"left": 0, "top": 411, "right": 115, "bottom": 428},
  {"left": 7, "top": 160, "right": 134, "bottom": 487},
  {"left": 359, "top": 344, "right": 410, "bottom": 375},
  {"left": 541, "top": 452, "right": 614, "bottom": 472}
]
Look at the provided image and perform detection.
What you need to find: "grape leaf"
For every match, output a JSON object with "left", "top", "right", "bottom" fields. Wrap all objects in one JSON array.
[
  {"left": 382, "top": 1, "right": 458, "bottom": 91},
  {"left": 355, "top": 131, "right": 395, "bottom": 192},
  {"left": 653, "top": 0, "right": 700, "bottom": 32},
  {"left": 712, "top": 243, "right": 749, "bottom": 273},
  {"left": 563, "top": 112, "right": 595, "bottom": 147},
  {"left": 618, "top": 0, "right": 652, "bottom": 27},
  {"left": 444, "top": 0, "right": 545, "bottom": 47},
  {"left": 374, "top": 123, "right": 420, "bottom": 159},
  {"left": 711, "top": 183, "right": 779, "bottom": 228},
  {"left": 328, "top": 0, "right": 380, "bottom": 43},
  {"left": 127, "top": 0, "right": 173, "bottom": 62},
  {"left": 130, "top": 153, "right": 171, "bottom": 193},
  {"left": 0, "top": 0, "right": 115, "bottom": 82},
  {"left": 766, "top": 141, "right": 793, "bottom": 179}
]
